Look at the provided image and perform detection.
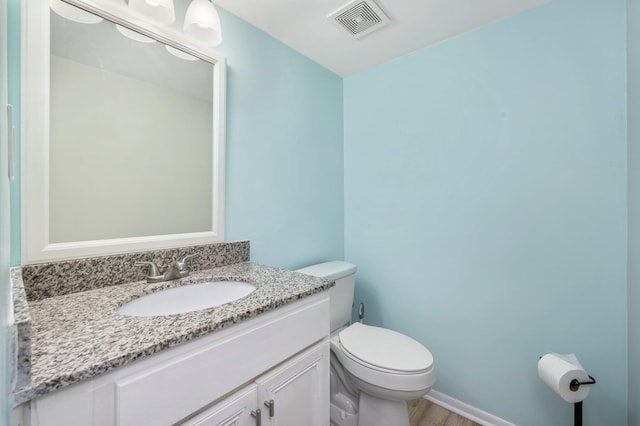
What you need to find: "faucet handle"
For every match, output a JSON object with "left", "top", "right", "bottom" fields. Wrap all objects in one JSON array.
[
  {"left": 166, "top": 254, "right": 199, "bottom": 280},
  {"left": 176, "top": 254, "right": 198, "bottom": 271},
  {"left": 134, "top": 261, "right": 162, "bottom": 280},
  {"left": 181, "top": 253, "right": 198, "bottom": 263}
]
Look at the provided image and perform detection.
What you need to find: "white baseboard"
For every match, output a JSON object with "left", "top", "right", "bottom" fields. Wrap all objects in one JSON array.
[{"left": 424, "top": 390, "right": 517, "bottom": 426}]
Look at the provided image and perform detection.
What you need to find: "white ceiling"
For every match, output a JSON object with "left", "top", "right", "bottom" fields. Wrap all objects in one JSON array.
[{"left": 211, "top": 0, "right": 549, "bottom": 77}]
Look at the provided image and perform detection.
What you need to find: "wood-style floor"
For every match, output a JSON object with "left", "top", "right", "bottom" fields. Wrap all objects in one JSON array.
[{"left": 408, "top": 399, "right": 481, "bottom": 426}]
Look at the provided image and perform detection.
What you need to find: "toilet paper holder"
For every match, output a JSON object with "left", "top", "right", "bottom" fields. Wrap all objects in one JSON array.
[
  {"left": 537, "top": 355, "right": 596, "bottom": 393},
  {"left": 538, "top": 356, "right": 596, "bottom": 426},
  {"left": 569, "top": 374, "right": 596, "bottom": 426},
  {"left": 569, "top": 375, "right": 596, "bottom": 392}
]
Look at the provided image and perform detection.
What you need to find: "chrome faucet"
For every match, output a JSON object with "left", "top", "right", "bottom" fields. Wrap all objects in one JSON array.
[{"left": 134, "top": 254, "right": 198, "bottom": 283}]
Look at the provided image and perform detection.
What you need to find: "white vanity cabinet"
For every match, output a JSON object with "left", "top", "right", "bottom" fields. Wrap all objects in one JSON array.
[
  {"left": 183, "top": 342, "right": 328, "bottom": 426},
  {"left": 18, "top": 293, "right": 329, "bottom": 426}
]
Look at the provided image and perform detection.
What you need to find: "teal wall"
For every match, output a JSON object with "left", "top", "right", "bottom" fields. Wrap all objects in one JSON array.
[
  {"left": 1, "top": 0, "right": 11, "bottom": 422},
  {"left": 628, "top": 0, "right": 640, "bottom": 423},
  {"left": 215, "top": 9, "right": 345, "bottom": 269},
  {"left": 344, "top": 0, "right": 627, "bottom": 424},
  {"left": 8, "top": 0, "right": 637, "bottom": 423},
  {"left": 3, "top": 0, "right": 19, "bottom": 419},
  {"left": 8, "top": 0, "right": 19, "bottom": 266}
]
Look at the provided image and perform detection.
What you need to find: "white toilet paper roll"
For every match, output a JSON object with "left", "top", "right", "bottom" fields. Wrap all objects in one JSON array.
[{"left": 537, "top": 353, "right": 591, "bottom": 403}]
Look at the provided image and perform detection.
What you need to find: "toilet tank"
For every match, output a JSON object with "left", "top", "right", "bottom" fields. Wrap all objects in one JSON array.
[{"left": 295, "top": 261, "right": 357, "bottom": 332}]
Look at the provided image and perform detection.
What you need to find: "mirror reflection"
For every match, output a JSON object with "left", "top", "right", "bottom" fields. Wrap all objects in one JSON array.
[{"left": 49, "top": 10, "right": 214, "bottom": 243}]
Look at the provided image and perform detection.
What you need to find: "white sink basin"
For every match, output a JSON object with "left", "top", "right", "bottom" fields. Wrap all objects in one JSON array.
[{"left": 117, "top": 281, "right": 256, "bottom": 317}]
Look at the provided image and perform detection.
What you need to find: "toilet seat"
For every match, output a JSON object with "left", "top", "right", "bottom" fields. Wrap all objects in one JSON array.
[
  {"left": 338, "top": 323, "right": 433, "bottom": 374},
  {"left": 331, "top": 324, "right": 436, "bottom": 394}
]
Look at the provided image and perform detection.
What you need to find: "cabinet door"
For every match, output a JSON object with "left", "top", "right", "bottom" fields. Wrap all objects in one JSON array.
[
  {"left": 181, "top": 384, "right": 258, "bottom": 426},
  {"left": 255, "top": 342, "right": 329, "bottom": 426}
]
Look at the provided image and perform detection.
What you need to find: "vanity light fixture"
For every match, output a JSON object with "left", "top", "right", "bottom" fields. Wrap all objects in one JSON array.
[
  {"left": 165, "top": 45, "right": 199, "bottom": 61},
  {"left": 115, "top": 24, "right": 156, "bottom": 43},
  {"left": 183, "top": 0, "right": 223, "bottom": 47},
  {"left": 50, "top": 0, "right": 103, "bottom": 24},
  {"left": 128, "top": 0, "right": 176, "bottom": 25}
]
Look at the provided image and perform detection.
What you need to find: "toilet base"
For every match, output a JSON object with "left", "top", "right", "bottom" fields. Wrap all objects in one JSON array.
[
  {"left": 357, "top": 392, "right": 409, "bottom": 426},
  {"left": 330, "top": 399, "right": 358, "bottom": 426}
]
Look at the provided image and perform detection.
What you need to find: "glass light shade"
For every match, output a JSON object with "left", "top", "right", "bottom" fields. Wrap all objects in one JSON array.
[
  {"left": 165, "top": 45, "right": 198, "bottom": 61},
  {"left": 50, "top": 0, "right": 103, "bottom": 24},
  {"left": 115, "top": 24, "right": 156, "bottom": 43},
  {"left": 129, "top": 0, "right": 175, "bottom": 25},
  {"left": 183, "top": 0, "right": 223, "bottom": 47}
]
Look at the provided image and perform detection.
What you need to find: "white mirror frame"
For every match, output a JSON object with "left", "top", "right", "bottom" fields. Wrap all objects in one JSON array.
[{"left": 22, "top": 0, "right": 227, "bottom": 264}]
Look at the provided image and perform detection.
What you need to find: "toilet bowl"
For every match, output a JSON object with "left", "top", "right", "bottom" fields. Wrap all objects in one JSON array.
[
  {"left": 330, "top": 323, "right": 435, "bottom": 426},
  {"left": 295, "top": 261, "right": 436, "bottom": 426}
]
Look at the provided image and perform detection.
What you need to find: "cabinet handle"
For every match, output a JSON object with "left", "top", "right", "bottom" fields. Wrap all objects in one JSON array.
[
  {"left": 264, "top": 400, "right": 275, "bottom": 417},
  {"left": 251, "top": 408, "right": 261, "bottom": 426}
]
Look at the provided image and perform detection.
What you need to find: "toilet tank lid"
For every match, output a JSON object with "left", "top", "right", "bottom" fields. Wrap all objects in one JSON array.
[{"left": 295, "top": 261, "right": 357, "bottom": 281}]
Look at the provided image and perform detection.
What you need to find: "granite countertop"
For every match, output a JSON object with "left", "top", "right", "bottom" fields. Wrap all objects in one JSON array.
[{"left": 11, "top": 262, "right": 332, "bottom": 405}]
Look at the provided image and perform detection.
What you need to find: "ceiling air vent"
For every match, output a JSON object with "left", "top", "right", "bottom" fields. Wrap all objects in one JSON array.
[{"left": 328, "top": 0, "right": 390, "bottom": 40}]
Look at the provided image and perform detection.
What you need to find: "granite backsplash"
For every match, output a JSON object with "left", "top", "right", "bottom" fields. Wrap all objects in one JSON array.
[{"left": 20, "top": 241, "right": 250, "bottom": 301}]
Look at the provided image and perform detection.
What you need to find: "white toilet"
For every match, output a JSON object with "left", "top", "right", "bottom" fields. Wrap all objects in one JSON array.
[{"left": 296, "top": 261, "right": 436, "bottom": 426}]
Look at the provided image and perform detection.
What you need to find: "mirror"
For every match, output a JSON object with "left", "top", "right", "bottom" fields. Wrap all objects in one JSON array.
[
  {"left": 50, "top": 11, "right": 214, "bottom": 243},
  {"left": 23, "top": 0, "right": 226, "bottom": 263}
]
